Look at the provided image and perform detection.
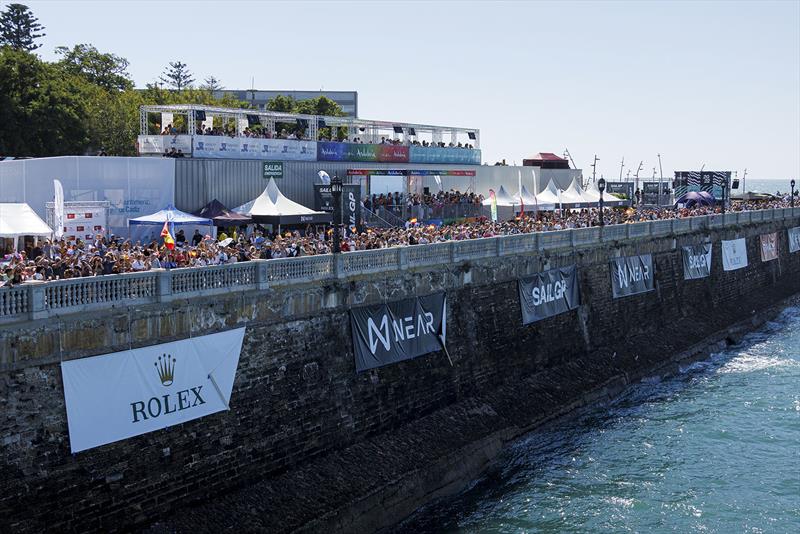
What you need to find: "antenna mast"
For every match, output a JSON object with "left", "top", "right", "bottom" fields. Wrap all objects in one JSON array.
[{"left": 619, "top": 156, "right": 625, "bottom": 181}]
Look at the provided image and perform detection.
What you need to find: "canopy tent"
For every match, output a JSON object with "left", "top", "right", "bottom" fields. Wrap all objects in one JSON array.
[
  {"left": 128, "top": 205, "right": 214, "bottom": 228},
  {"left": 583, "top": 181, "right": 626, "bottom": 206},
  {"left": 0, "top": 203, "right": 53, "bottom": 252},
  {"left": 535, "top": 180, "right": 562, "bottom": 206},
  {"left": 193, "top": 199, "right": 252, "bottom": 227},
  {"left": 481, "top": 185, "right": 518, "bottom": 207},
  {"left": 559, "top": 178, "right": 591, "bottom": 206},
  {"left": 520, "top": 185, "right": 555, "bottom": 211},
  {"left": 234, "top": 178, "right": 331, "bottom": 225}
]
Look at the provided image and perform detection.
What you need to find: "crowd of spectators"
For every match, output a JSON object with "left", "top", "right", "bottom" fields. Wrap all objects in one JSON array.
[{"left": 1, "top": 199, "right": 795, "bottom": 287}]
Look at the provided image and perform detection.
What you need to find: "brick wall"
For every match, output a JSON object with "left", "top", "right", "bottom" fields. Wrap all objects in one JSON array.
[{"left": 1, "top": 217, "right": 798, "bottom": 533}]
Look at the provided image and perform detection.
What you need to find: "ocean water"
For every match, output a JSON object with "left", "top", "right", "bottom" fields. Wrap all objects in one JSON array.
[
  {"left": 397, "top": 305, "right": 800, "bottom": 533},
  {"left": 737, "top": 178, "right": 792, "bottom": 195}
]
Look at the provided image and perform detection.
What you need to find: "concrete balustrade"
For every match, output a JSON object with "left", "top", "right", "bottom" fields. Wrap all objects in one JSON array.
[{"left": 1, "top": 208, "right": 797, "bottom": 323}]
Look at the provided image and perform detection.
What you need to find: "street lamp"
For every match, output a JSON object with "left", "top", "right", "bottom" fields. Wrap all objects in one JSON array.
[
  {"left": 791, "top": 179, "right": 796, "bottom": 208},
  {"left": 721, "top": 176, "right": 727, "bottom": 215},
  {"left": 330, "top": 174, "right": 342, "bottom": 254},
  {"left": 598, "top": 177, "right": 606, "bottom": 227}
]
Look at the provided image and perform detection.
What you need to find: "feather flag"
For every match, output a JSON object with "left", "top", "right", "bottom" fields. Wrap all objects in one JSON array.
[
  {"left": 161, "top": 221, "right": 175, "bottom": 250},
  {"left": 53, "top": 179, "right": 65, "bottom": 240},
  {"left": 489, "top": 189, "right": 498, "bottom": 222}
]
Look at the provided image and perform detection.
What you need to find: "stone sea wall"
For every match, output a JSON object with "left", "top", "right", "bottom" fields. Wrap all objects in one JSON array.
[{"left": 1, "top": 215, "right": 799, "bottom": 533}]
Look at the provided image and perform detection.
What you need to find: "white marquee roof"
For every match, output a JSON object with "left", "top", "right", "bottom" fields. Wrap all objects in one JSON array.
[{"left": 0, "top": 203, "right": 53, "bottom": 238}]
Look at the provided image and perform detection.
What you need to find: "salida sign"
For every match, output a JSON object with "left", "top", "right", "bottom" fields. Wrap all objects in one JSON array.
[
  {"left": 350, "top": 293, "right": 446, "bottom": 372},
  {"left": 262, "top": 161, "right": 284, "bottom": 179},
  {"left": 61, "top": 328, "right": 246, "bottom": 453}
]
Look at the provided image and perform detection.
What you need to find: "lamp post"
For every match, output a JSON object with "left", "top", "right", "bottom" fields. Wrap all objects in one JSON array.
[
  {"left": 791, "top": 179, "right": 796, "bottom": 208},
  {"left": 721, "top": 176, "right": 726, "bottom": 215},
  {"left": 331, "top": 174, "right": 342, "bottom": 254},
  {"left": 598, "top": 177, "right": 606, "bottom": 227}
]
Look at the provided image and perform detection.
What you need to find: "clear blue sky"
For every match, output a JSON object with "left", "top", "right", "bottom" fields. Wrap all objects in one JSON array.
[{"left": 20, "top": 0, "right": 800, "bottom": 180}]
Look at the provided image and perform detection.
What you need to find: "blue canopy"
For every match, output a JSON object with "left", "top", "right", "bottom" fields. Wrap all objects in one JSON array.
[{"left": 128, "top": 204, "right": 213, "bottom": 227}]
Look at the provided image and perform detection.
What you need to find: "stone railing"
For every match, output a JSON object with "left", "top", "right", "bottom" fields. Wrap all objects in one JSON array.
[{"left": 1, "top": 207, "right": 798, "bottom": 323}]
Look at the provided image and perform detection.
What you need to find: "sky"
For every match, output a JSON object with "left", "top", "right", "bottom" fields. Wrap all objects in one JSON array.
[{"left": 19, "top": 0, "right": 800, "bottom": 181}]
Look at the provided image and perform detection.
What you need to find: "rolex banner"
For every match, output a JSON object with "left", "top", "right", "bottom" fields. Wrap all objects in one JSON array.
[
  {"left": 610, "top": 254, "right": 654, "bottom": 298},
  {"left": 722, "top": 238, "right": 748, "bottom": 271},
  {"left": 351, "top": 293, "right": 446, "bottom": 372},
  {"left": 61, "top": 328, "right": 246, "bottom": 453},
  {"left": 682, "top": 243, "right": 713, "bottom": 280},
  {"left": 789, "top": 227, "right": 800, "bottom": 253},
  {"left": 760, "top": 232, "right": 778, "bottom": 262},
  {"left": 518, "top": 265, "right": 580, "bottom": 325}
]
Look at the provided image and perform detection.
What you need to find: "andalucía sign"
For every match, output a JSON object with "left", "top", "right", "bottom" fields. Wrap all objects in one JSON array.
[{"left": 61, "top": 328, "right": 246, "bottom": 453}]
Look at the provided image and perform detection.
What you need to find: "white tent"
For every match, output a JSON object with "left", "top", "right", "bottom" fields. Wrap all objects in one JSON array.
[
  {"left": 234, "top": 178, "right": 331, "bottom": 225},
  {"left": 535, "top": 180, "right": 561, "bottom": 206},
  {"left": 584, "top": 180, "right": 625, "bottom": 206},
  {"left": 481, "top": 185, "right": 518, "bottom": 207},
  {"left": 559, "top": 178, "right": 591, "bottom": 206},
  {"left": 520, "top": 185, "right": 555, "bottom": 211},
  {"left": 0, "top": 203, "right": 53, "bottom": 250}
]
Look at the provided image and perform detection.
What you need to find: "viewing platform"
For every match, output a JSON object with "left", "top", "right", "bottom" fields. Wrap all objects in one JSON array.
[{"left": 137, "top": 105, "right": 481, "bottom": 165}]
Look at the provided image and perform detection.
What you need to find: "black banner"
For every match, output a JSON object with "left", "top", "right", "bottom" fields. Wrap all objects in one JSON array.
[
  {"left": 642, "top": 182, "right": 661, "bottom": 205},
  {"left": 605, "top": 181, "right": 634, "bottom": 205},
  {"left": 350, "top": 292, "right": 446, "bottom": 372},
  {"left": 682, "top": 244, "right": 712, "bottom": 280},
  {"left": 314, "top": 184, "right": 362, "bottom": 234},
  {"left": 518, "top": 265, "right": 580, "bottom": 325},
  {"left": 610, "top": 254, "right": 654, "bottom": 298}
]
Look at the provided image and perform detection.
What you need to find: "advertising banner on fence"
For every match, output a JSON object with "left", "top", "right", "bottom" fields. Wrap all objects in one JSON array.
[
  {"left": 193, "top": 136, "right": 316, "bottom": 161},
  {"left": 760, "top": 232, "right": 778, "bottom": 262},
  {"left": 722, "top": 238, "right": 748, "bottom": 271},
  {"left": 61, "top": 327, "right": 246, "bottom": 453},
  {"left": 610, "top": 254, "right": 654, "bottom": 298},
  {"left": 317, "top": 142, "right": 409, "bottom": 163},
  {"left": 409, "top": 146, "right": 481, "bottom": 165},
  {"left": 682, "top": 243, "right": 713, "bottom": 280},
  {"left": 789, "top": 227, "right": 800, "bottom": 253},
  {"left": 518, "top": 265, "right": 580, "bottom": 324},
  {"left": 350, "top": 293, "right": 446, "bottom": 372},
  {"left": 138, "top": 135, "right": 192, "bottom": 155}
]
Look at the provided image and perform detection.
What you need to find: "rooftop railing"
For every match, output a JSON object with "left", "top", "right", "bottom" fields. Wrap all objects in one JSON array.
[{"left": 1, "top": 207, "right": 798, "bottom": 323}]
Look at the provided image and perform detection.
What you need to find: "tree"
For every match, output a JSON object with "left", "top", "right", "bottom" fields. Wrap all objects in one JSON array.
[
  {"left": 201, "top": 75, "right": 223, "bottom": 92},
  {"left": 0, "top": 3, "right": 45, "bottom": 51},
  {"left": 265, "top": 94, "right": 297, "bottom": 113},
  {"left": 159, "top": 61, "right": 194, "bottom": 91},
  {"left": 55, "top": 43, "right": 133, "bottom": 91}
]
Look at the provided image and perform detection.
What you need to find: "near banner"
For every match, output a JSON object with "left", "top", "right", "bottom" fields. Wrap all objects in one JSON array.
[
  {"left": 722, "top": 238, "right": 748, "bottom": 271},
  {"left": 610, "top": 254, "right": 654, "bottom": 298},
  {"left": 789, "top": 227, "right": 800, "bottom": 253},
  {"left": 682, "top": 243, "right": 712, "bottom": 280},
  {"left": 350, "top": 293, "right": 446, "bottom": 372},
  {"left": 760, "top": 233, "right": 778, "bottom": 262},
  {"left": 61, "top": 328, "right": 246, "bottom": 453},
  {"left": 518, "top": 265, "right": 580, "bottom": 324}
]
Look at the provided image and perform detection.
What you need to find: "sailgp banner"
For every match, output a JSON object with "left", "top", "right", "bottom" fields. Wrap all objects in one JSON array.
[
  {"left": 682, "top": 243, "right": 713, "bottom": 280},
  {"left": 193, "top": 136, "right": 316, "bottom": 161},
  {"left": 789, "top": 227, "right": 800, "bottom": 253},
  {"left": 409, "top": 146, "right": 481, "bottom": 165},
  {"left": 350, "top": 293, "right": 446, "bottom": 372},
  {"left": 61, "top": 328, "right": 246, "bottom": 453},
  {"left": 518, "top": 266, "right": 580, "bottom": 325},
  {"left": 760, "top": 232, "right": 778, "bottom": 262},
  {"left": 722, "top": 238, "right": 748, "bottom": 271},
  {"left": 610, "top": 254, "right": 654, "bottom": 298}
]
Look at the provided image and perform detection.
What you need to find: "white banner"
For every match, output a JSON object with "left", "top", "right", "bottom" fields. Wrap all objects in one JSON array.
[
  {"left": 61, "top": 327, "right": 246, "bottom": 453},
  {"left": 789, "top": 227, "right": 800, "bottom": 253},
  {"left": 137, "top": 135, "right": 193, "bottom": 155},
  {"left": 193, "top": 135, "right": 316, "bottom": 161},
  {"left": 53, "top": 179, "right": 64, "bottom": 240},
  {"left": 721, "top": 238, "right": 748, "bottom": 271}
]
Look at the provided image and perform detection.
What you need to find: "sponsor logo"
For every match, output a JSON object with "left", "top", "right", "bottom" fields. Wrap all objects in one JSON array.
[
  {"left": 300, "top": 215, "right": 313, "bottom": 222},
  {"left": 531, "top": 280, "right": 568, "bottom": 306},
  {"left": 130, "top": 354, "right": 206, "bottom": 423},
  {"left": 688, "top": 254, "right": 709, "bottom": 270},
  {"left": 616, "top": 260, "right": 650, "bottom": 288},
  {"left": 367, "top": 312, "right": 435, "bottom": 355},
  {"left": 347, "top": 191, "right": 357, "bottom": 228}
]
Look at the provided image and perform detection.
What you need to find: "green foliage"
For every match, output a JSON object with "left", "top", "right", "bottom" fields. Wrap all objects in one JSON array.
[
  {"left": 201, "top": 75, "right": 223, "bottom": 91},
  {"left": 159, "top": 61, "right": 194, "bottom": 91},
  {"left": 265, "top": 95, "right": 346, "bottom": 138},
  {"left": 0, "top": 3, "right": 45, "bottom": 51},
  {"left": 55, "top": 43, "right": 133, "bottom": 91}
]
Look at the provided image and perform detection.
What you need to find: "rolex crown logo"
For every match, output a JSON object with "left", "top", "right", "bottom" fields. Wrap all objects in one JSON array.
[{"left": 155, "top": 354, "right": 176, "bottom": 386}]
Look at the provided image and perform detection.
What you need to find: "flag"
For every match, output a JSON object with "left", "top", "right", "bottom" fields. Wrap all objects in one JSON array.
[
  {"left": 434, "top": 174, "right": 442, "bottom": 191},
  {"left": 318, "top": 170, "right": 331, "bottom": 184},
  {"left": 53, "top": 179, "right": 65, "bottom": 239},
  {"left": 489, "top": 189, "right": 498, "bottom": 222},
  {"left": 517, "top": 170, "right": 524, "bottom": 218},
  {"left": 161, "top": 221, "right": 175, "bottom": 250}
]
